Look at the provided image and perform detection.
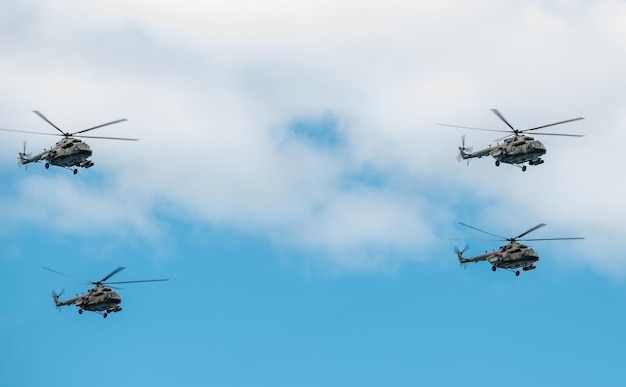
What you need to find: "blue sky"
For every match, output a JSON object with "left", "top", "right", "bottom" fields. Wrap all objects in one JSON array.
[{"left": 2, "top": 1, "right": 626, "bottom": 386}]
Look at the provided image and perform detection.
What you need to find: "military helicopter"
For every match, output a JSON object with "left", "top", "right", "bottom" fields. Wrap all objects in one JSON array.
[
  {"left": 43, "top": 267, "right": 168, "bottom": 318},
  {"left": 454, "top": 222, "right": 584, "bottom": 276},
  {"left": 438, "top": 109, "right": 584, "bottom": 171},
  {"left": 0, "top": 110, "right": 137, "bottom": 174}
]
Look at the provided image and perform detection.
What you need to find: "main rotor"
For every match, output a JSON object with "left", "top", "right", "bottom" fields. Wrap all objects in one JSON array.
[
  {"left": 438, "top": 109, "right": 584, "bottom": 140},
  {"left": 0, "top": 110, "right": 138, "bottom": 141},
  {"left": 42, "top": 267, "right": 169, "bottom": 287},
  {"left": 457, "top": 222, "right": 584, "bottom": 243}
]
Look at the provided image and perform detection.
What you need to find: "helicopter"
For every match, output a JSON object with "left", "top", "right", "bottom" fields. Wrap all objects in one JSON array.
[
  {"left": 0, "top": 110, "right": 137, "bottom": 174},
  {"left": 43, "top": 267, "right": 168, "bottom": 318},
  {"left": 454, "top": 222, "right": 584, "bottom": 276},
  {"left": 438, "top": 109, "right": 584, "bottom": 171}
]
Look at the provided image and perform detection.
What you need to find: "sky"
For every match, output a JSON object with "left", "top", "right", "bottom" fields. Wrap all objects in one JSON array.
[{"left": 1, "top": 0, "right": 626, "bottom": 385}]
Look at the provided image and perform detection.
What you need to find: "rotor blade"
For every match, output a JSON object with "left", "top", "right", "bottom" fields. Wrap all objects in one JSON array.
[
  {"left": 514, "top": 223, "right": 546, "bottom": 239},
  {"left": 522, "top": 132, "right": 584, "bottom": 137},
  {"left": 33, "top": 110, "right": 67, "bottom": 135},
  {"left": 454, "top": 244, "right": 470, "bottom": 255},
  {"left": 437, "top": 123, "right": 512, "bottom": 133},
  {"left": 457, "top": 135, "right": 466, "bottom": 162},
  {"left": 450, "top": 237, "right": 503, "bottom": 241},
  {"left": 523, "top": 117, "right": 584, "bottom": 132},
  {"left": 71, "top": 118, "right": 128, "bottom": 135},
  {"left": 106, "top": 279, "right": 169, "bottom": 285},
  {"left": 519, "top": 237, "right": 585, "bottom": 241},
  {"left": 458, "top": 222, "right": 507, "bottom": 240},
  {"left": 0, "top": 127, "right": 64, "bottom": 137},
  {"left": 491, "top": 109, "right": 516, "bottom": 131},
  {"left": 100, "top": 267, "right": 125, "bottom": 283},
  {"left": 74, "top": 134, "right": 138, "bottom": 141},
  {"left": 42, "top": 267, "right": 91, "bottom": 283}
]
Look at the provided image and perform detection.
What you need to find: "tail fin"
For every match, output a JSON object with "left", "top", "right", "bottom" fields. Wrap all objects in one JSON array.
[
  {"left": 18, "top": 141, "right": 31, "bottom": 169},
  {"left": 52, "top": 289, "right": 64, "bottom": 308},
  {"left": 454, "top": 244, "right": 469, "bottom": 264},
  {"left": 457, "top": 135, "right": 473, "bottom": 165}
]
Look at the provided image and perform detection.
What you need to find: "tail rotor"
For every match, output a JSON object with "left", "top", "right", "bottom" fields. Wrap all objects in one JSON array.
[
  {"left": 457, "top": 135, "right": 473, "bottom": 165},
  {"left": 18, "top": 141, "right": 31, "bottom": 169},
  {"left": 52, "top": 289, "right": 64, "bottom": 309},
  {"left": 454, "top": 244, "right": 469, "bottom": 267}
]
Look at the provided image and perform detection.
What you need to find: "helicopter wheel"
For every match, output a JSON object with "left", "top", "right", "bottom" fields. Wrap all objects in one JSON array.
[
  {"left": 491, "top": 266, "right": 497, "bottom": 272},
  {"left": 522, "top": 166, "right": 527, "bottom": 172},
  {"left": 495, "top": 160, "right": 500, "bottom": 167},
  {"left": 78, "top": 309, "right": 83, "bottom": 315},
  {"left": 45, "top": 163, "right": 50, "bottom": 169},
  {"left": 103, "top": 313, "right": 108, "bottom": 319},
  {"left": 515, "top": 270, "right": 520, "bottom": 276},
  {"left": 73, "top": 169, "right": 78, "bottom": 175}
]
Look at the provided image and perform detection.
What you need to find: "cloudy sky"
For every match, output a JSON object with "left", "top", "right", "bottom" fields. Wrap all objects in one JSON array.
[{"left": 1, "top": 1, "right": 625, "bottom": 386}]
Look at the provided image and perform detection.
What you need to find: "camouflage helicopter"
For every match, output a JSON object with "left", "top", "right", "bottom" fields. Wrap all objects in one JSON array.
[
  {"left": 0, "top": 110, "right": 137, "bottom": 174},
  {"left": 43, "top": 267, "right": 168, "bottom": 318},
  {"left": 454, "top": 222, "right": 584, "bottom": 276},
  {"left": 438, "top": 109, "right": 584, "bottom": 171}
]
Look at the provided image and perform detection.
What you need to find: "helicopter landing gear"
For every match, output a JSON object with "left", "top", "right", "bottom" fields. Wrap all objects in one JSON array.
[
  {"left": 491, "top": 266, "right": 497, "bottom": 272},
  {"left": 521, "top": 166, "right": 527, "bottom": 172},
  {"left": 78, "top": 309, "right": 83, "bottom": 315},
  {"left": 73, "top": 168, "right": 78, "bottom": 175},
  {"left": 103, "top": 313, "right": 108, "bottom": 319},
  {"left": 515, "top": 270, "right": 520, "bottom": 276},
  {"left": 495, "top": 160, "right": 500, "bottom": 167},
  {"left": 45, "top": 162, "right": 50, "bottom": 169}
]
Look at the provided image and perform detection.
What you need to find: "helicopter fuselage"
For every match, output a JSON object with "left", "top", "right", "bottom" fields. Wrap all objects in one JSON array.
[
  {"left": 54, "top": 285, "right": 122, "bottom": 316},
  {"left": 457, "top": 242, "right": 539, "bottom": 273},
  {"left": 460, "top": 135, "right": 547, "bottom": 168},
  {"left": 455, "top": 222, "right": 583, "bottom": 276},
  {"left": 445, "top": 108, "right": 583, "bottom": 171},
  {"left": 21, "top": 137, "right": 94, "bottom": 170},
  {"left": 45, "top": 266, "right": 168, "bottom": 318}
]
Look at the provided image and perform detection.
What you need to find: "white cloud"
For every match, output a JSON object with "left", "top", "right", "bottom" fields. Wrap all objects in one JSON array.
[{"left": 0, "top": 0, "right": 625, "bottom": 274}]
